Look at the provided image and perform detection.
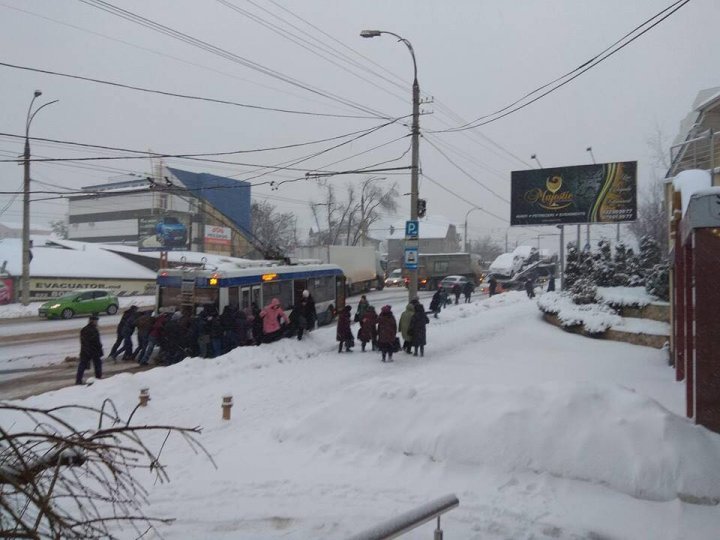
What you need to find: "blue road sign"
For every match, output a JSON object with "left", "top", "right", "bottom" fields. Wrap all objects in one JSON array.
[
  {"left": 405, "top": 220, "right": 419, "bottom": 238},
  {"left": 404, "top": 247, "right": 418, "bottom": 269}
]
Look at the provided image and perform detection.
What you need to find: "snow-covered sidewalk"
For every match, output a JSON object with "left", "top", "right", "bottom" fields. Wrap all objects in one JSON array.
[{"left": 3, "top": 292, "right": 719, "bottom": 539}]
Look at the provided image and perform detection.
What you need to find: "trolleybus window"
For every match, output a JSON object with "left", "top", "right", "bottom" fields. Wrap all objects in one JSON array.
[
  {"left": 262, "top": 280, "right": 292, "bottom": 308},
  {"left": 310, "top": 276, "right": 335, "bottom": 303}
]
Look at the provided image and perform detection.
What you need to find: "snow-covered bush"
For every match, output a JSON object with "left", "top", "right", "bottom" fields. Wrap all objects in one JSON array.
[
  {"left": 537, "top": 291, "right": 621, "bottom": 334},
  {"left": 563, "top": 243, "right": 581, "bottom": 290},
  {"left": 571, "top": 278, "right": 597, "bottom": 305},
  {"left": 638, "top": 235, "right": 661, "bottom": 278},
  {"left": 645, "top": 262, "right": 670, "bottom": 301}
]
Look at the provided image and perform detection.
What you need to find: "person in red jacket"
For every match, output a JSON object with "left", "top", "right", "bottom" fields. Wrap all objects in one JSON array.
[
  {"left": 376, "top": 305, "right": 398, "bottom": 362},
  {"left": 336, "top": 305, "right": 354, "bottom": 353}
]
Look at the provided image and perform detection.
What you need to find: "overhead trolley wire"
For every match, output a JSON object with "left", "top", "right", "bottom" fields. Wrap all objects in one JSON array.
[
  {"left": 429, "top": 0, "right": 691, "bottom": 133},
  {"left": 76, "top": 0, "right": 394, "bottom": 119}
]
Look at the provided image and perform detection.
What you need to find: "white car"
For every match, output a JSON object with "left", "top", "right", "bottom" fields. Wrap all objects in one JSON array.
[
  {"left": 439, "top": 275, "right": 472, "bottom": 291},
  {"left": 384, "top": 268, "right": 405, "bottom": 287}
]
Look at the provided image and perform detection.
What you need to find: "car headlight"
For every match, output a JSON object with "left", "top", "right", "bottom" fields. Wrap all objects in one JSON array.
[{"left": 49, "top": 304, "right": 61, "bottom": 309}]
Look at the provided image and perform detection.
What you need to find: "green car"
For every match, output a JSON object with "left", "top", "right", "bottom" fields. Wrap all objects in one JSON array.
[{"left": 38, "top": 290, "right": 119, "bottom": 320}]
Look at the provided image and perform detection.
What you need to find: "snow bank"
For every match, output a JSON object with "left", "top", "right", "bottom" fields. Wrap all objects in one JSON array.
[
  {"left": 537, "top": 291, "right": 621, "bottom": 333},
  {"left": 0, "top": 295, "right": 155, "bottom": 319},
  {"left": 596, "top": 286, "right": 659, "bottom": 308},
  {"left": 612, "top": 317, "right": 671, "bottom": 336},
  {"left": 279, "top": 380, "right": 720, "bottom": 503}
]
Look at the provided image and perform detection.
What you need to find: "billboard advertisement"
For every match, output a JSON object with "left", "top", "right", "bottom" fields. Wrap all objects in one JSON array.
[
  {"left": 204, "top": 225, "right": 232, "bottom": 246},
  {"left": 511, "top": 161, "right": 637, "bottom": 226},
  {"left": 138, "top": 214, "right": 190, "bottom": 252}
]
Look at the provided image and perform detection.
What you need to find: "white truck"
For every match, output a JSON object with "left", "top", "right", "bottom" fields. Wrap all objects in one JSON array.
[{"left": 291, "top": 245, "right": 384, "bottom": 294}]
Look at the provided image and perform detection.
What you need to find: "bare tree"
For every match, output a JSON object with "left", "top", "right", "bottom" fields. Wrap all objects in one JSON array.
[
  {"left": 0, "top": 400, "right": 212, "bottom": 539},
  {"left": 470, "top": 235, "right": 503, "bottom": 265},
  {"left": 251, "top": 200, "right": 297, "bottom": 255},
  {"left": 49, "top": 220, "right": 68, "bottom": 239},
  {"left": 310, "top": 178, "right": 398, "bottom": 246}
]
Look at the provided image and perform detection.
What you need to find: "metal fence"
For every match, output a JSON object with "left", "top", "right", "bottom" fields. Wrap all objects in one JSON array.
[
  {"left": 347, "top": 494, "right": 459, "bottom": 540},
  {"left": 669, "top": 129, "right": 720, "bottom": 176}
]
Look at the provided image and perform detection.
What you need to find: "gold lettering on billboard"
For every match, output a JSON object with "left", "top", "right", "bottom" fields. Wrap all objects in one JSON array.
[{"left": 523, "top": 175, "right": 574, "bottom": 210}]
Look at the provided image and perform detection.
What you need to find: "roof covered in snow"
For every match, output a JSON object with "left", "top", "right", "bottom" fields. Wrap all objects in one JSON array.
[
  {"left": 0, "top": 238, "right": 155, "bottom": 279},
  {"left": 673, "top": 169, "right": 712, "bottom": 215}
]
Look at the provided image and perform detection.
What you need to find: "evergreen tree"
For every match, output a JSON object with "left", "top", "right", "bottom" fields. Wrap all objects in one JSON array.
[
  {"left": 613, "top": 241, "right": 630, "bottom": 286},
  {"left": 593, "top": 239, "right": 615, "bottom": 286},
  {"left": 571, "top": 277, "right": 597, "bottom": 305},
  {"left": 563, "top": 242, "right": 581, "bottom": 290},
  {"left": 646, "top": 262, "right": 670, "bottom": 301},
  {"left": 625, "top": 247, "right": 644, "bottom": 286},
  {"left": 638, "top": 235, "right": 661, "bottom": 278}
]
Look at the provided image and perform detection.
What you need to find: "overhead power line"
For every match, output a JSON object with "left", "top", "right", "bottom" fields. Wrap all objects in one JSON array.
[
  {"left": 420, "top": 172, "right": 507, "bottom": 224},
  {"left": 76, "top": 0, "right": 393, "bottom": 118},
  {"left": 0, "top": 60, "right": 385, "bottom": 120},
  {"left": 431, "top": 0, "right": 691, "bottom": 133}
]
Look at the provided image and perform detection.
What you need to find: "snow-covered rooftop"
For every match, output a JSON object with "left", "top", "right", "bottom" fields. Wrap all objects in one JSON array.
[{"left": 672, "top": 169, "right": 712, "bottom": 215}]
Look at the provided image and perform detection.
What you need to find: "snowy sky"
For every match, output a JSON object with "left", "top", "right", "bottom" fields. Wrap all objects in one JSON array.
[{"left": 0, "top": 0, "right": 718, "bottom": 251}]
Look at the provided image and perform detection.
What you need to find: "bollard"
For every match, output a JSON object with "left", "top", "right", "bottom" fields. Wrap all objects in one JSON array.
[
  {"left": 222, "top": 394, "right": 233, "bottom": 420},
  {"left": 139, "top": 388, "right": 150, "bottom": 407}
]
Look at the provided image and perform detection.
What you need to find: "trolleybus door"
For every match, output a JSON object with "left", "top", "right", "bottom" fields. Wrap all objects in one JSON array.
[
  {"left": 251, "top": 286, "right": 262, "bottom": 308},
  {"left": 240, "top": 287, "right": 251, "bottom": 310}
]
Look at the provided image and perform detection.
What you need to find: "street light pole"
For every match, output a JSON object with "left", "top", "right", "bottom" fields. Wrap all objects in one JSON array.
[
  {"left": 361, "top": 29, "right": 420, "bottom": 302},
  {"left": 22, "top": 91, "right": 58, "bottom": 306},
  {"left": 463, "top": 207, "right": 482, "bottom": 253}
]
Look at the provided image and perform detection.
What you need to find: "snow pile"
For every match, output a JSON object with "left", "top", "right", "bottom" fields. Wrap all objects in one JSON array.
[
  {"left": 596, "top": 286, "right": 660, "bottom": 307},
  {"left": 278, "top": 380, "right": 720, "bottom": 503},
  {"left": 672, "top": 169, "right": 711, "bottom": 215},
  {"left": 612, "top": 317, "right": 671, "bottom": 336},
  {"left": 537, "top": 291, "right": 621, "bottom": 333}
]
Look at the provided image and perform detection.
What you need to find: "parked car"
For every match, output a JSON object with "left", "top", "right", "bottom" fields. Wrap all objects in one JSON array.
[
  {"left": 155, "top": 216, "right": 187, "bottom": 248},
  {"left": 439, "top": 275, "right": 473, "bottom": 291},
  {"left": 384, "top": 268, "right": 405, "bottom": 287},
  {"left": 38, "top": 290, "right": 119, "bottom": 319}
]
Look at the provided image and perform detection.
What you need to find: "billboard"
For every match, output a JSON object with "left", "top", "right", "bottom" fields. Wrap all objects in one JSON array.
[
  {"left": 511, "top": 161, "right": 637, "bottom": 226},
  {"left": 138, "top": 214, "right": 190, "bottom": 252},
  {"left": 204, "top": 225, "right": 232, "bottom": 246}
]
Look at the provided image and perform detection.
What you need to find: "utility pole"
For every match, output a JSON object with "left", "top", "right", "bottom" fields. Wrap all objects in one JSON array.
[{"left": 22, "top": 91, "right": 57, "bottom": 306}]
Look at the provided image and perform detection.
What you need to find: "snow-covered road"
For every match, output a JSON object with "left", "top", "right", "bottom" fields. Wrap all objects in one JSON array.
[{"left": 3, "top": 291, "right": 719, "bottom": 539}]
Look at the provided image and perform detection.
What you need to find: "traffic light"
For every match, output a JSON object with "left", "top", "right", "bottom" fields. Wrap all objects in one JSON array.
[{"left": 417, "top": 199, "right": 427, "bottom": 218}]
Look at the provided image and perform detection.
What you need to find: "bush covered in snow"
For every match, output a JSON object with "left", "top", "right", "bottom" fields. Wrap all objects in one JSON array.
[
  {"left": 646, "top": 261, "right": 670, "bottom": 301},
  {"left": 570, "top": 277, "right": 597, "bottom": 305},
  {"left": 537, "top": 291, "right": 621, "bottom": 334}
]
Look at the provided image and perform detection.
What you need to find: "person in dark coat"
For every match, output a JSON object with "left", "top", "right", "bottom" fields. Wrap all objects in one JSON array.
[
  {"left": 429, "top": 290, "right": 442, "bottom": 319},
  {"left": 488, "top": 276, "right": 498, "bottom": 297},
  {"left": 439, "top": 287, "right": 450, "bottom": 308},
  {"left": 358, "top": 305, "right": 378, "bottom": 352},
  {"left": 76, "top": 314, "right": 103, "bottom": 384},
  {"left": 376, "top": 305, "right": 397, "bottom": 362},
  {"left": 355, "top": 295, "right": 369, "bottom": 323},
  {"left": 140, "top": 312, "right": 168, "bottom": 365},
  {"left": 525, "top": 277, "right": 536, "bottom": 299},
  {"left": 220, "top": 305, "right": 239, "bottom": 352},
  {"left": 251, "top": 303, "right": 263, "bottom": 346},
  {"left": 301, "top": 290, "right": 317, "bottom": 331},
  {"left": 336, "top": 305, "right": 354, "bottom": 352},
  {"left": 162, "top": 311, "right": 186, "bottom": 365},
  {"left": 109, "top": 305, "right": 138, "bottom": 360},
  {"left": 462, "top": 280, "right": 474, "bottom": 303},
  {"left": 547, "top": 273, "right": 556, "bottom": 292},
  {"left": 410, "top": 302, "right": 429, "bottom": 357},
  {"left": 132, "top": 310, "right": 154, "bottom": 361},
  {"left": 451, "top": 283, "right": 461, "bottom": 305}
]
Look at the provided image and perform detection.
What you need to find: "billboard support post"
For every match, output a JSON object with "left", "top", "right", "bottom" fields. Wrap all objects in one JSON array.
[{"left": 558, "top": 225, "right": 565, "bottom": 290}]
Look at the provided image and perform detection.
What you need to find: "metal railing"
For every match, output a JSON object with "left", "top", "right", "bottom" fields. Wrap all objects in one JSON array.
[
  {"left": 668, "top": 128, "right": 720, "bottom": 177},
  {"left": 347, "top": 494, "right": 459, "bottom": 540}
]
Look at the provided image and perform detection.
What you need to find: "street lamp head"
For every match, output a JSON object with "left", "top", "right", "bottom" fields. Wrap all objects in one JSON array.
[
  {"left": 530, "top": 154, "right": 536, "bottom": 159},
  {"left": 33, "top": 90, "right": 42, "bottom": 98},
  {"left": 586, "top": 146, "right": 592, "bottom": 152},
  {"left": 360, "top": 30, "right": 382, "bottom": 38}
]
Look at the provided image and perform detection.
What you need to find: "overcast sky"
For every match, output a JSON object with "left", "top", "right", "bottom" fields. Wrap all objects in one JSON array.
[{"left": 0, "top": 0, "right": 718, "bottom": 251}]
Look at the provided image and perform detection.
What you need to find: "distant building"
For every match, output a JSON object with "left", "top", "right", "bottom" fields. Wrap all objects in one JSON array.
[
  {"left": 0, "top": 222, "right": 52, "bottom": 240},
  {"left": 67, "top": 166, "right": 254, "bottom": 257},
  {"left": 385, "top": 221, "right": 461, "bottom": 270}
]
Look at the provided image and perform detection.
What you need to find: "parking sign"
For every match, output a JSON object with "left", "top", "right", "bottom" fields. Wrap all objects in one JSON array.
[{"left": 405, "top": 220, "right": 419, "bottom": 238}]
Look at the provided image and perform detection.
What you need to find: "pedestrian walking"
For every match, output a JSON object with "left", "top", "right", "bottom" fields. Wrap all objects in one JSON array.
[
  {"left": 297, "top": 290, "right": 317, "bottom": 340},
  {"left": 488, "top": 275, "right": 497, "bottom": 297},
  {"left": 376, "top": 305, "right": 398, "bottom": 362},
  {"left": 76, "top": 314, "right": 103, "bottom": 384},
  {"left": 109, "top": 305, "right": 138, "bottom": 361},
  {"left": 451, "top": 283, "right": 461, "bottom": 305},
  {"left": 525, "top": 277, "right": 536, "bottom": 299},
  {"left": 439, "top": 287, "right": 450, "bottom": 308},
  {"left": 132, "top": 310, "right": 154, "bottom": 361},
  {"left": 429, "top": 290, "right": 442, "bottom": 318},
  {"left": 355, "top": 295, "right": 369, "bottom": 323},
  {"left": 336, "top": 305, "right": 354, "bottom": 352},
  {"left": 399, "top": 303, "right": 415, "bottom": 354},
  {"left": 260, "top": 298, "right": 289, "bottom": 343},
  {"left": 463, "top": 280, "right": 474, "bottom": 303},
  {"left": 358, "top": 305, "right": 378, "bottom": 351},
  {"left": 410, "top": 302, "right": 429, "bottom": 357},
  {"left": 547, "top": 273, "right": 556, "bottom": 292}
]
